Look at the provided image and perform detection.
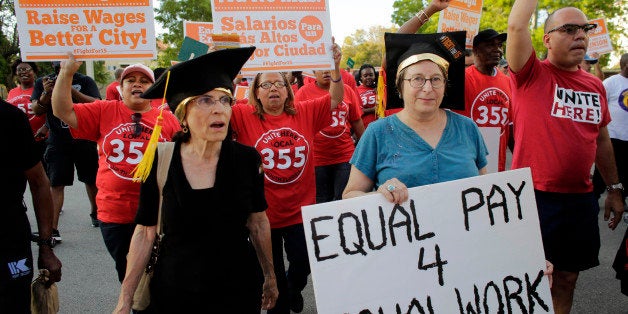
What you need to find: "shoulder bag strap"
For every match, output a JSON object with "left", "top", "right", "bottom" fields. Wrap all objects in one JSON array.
[{"left": 156, "top": 142, "right": 175, "bottom": 235}]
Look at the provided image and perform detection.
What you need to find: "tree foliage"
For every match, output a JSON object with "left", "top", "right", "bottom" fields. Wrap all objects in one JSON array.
[
  {"left": 154, "top": 0, "right": 213, "bottom": 67},
  {"left": 341, "top": 26, "right": 398, "bottom": 69},
  {"left": 391, "top": 0, "right": 627, "bottom": 66}
]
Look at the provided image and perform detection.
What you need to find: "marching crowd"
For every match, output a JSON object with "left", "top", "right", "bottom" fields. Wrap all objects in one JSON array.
[{"left": 2, "top": 0, "right": 628, "bottom": 313}]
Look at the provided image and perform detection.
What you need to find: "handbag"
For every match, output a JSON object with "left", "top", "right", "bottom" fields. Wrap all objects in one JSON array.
[
  {"left": 31, "top": 269, "right": 59, "bottom": 314},
  {"left": 132, "top": 142, "right": 175, "bottom": 311}
]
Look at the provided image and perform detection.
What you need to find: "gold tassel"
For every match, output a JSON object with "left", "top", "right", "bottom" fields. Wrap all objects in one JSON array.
[
  {"left": 132, "top": 71, "right": 172, "bottom": 182},
  {"left": 376, "top": 67, "right": 387, "bottom": 118}
]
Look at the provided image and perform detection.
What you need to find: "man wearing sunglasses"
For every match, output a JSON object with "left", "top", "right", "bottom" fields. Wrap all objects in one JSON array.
[{"left": 507, "top": 2, "right": 624, "bottom": 313}]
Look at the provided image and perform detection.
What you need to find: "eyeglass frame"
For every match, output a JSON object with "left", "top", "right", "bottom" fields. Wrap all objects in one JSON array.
[
  {"left": 545, "top": 23, "right": 597, "bottom": 35},
  {"left": 190, "top": 95, "right": 234, "bottom": 109},
  {"left": 258, "top": 81, "right": 287, "bottom": 89},
  {"left": 16, "top": 67, "right": 33, "bottom": 74},
  {"left": 402, "top": 74, "right": 447, "bottom": 89},
  {"left": 131, "top": 113, "right": 142, "bottom": 137}
]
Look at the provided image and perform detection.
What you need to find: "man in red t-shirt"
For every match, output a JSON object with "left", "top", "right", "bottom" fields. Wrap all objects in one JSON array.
[
  {"left": 295, "top": 69, "right": 364, "bottom": 203},
  {"left": 105, "top": 68, "right": 123, "bottom": 101},
  {"left": 453, "top": 29, "right": 512, "bottom": 172}
]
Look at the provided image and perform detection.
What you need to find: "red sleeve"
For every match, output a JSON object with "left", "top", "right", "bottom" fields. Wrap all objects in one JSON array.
[{"left": 71, "top": 100, "right": 106, "bottom": 141}]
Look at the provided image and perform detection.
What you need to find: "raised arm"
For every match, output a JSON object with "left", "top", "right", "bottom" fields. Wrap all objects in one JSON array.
[
  {"left": 51, "top": 53, "right": 83, "bottom": 129},
  {"left": 398, "top": 0, "right": 450, "bottom": 34},
  {"left": 506, "top": 0, "right": 536, "bottom": 72},
  {"left": 329, "top": 38, "right": 344, "bottom": 110}
]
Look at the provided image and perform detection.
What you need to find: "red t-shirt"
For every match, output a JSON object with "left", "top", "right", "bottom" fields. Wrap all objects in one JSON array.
[
  {"left": 230, "top": 97, "right": 331, "bottom": 228},
  {"left": 510, "top": 53, "right": 610, "bottom": 193},
  {"left": 105, "top": 81, "right": 121, "bottom": 101},
  {"left": 71, "top": 100, "right": 181, "bottom": 223},
  {"left": 295, "top": 82, "right": 362, "bottom": 166},
  {"left": 7, "top": 86, "right": 46, "bottom": 139},
  {"left": 453, "top": 66, "right": 512, "bottom": 172},
  {"left": 356, "top": 85, "right": 377, "bottom": 128}
]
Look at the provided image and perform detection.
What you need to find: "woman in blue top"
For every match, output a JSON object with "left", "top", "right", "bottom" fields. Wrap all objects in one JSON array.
[{"left": 343, "top": 32, "right": 488, "bottom": 204}]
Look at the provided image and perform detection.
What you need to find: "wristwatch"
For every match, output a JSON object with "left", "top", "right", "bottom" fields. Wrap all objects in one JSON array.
[
  {"left": 41, "top": 91, "right": 48, "bottom": 97},
  {"left": 37, "top": 237, "right": 57, "bottom": 248},
  {"left": 606, "top": 182, "right": 624, "bottom": 193}
]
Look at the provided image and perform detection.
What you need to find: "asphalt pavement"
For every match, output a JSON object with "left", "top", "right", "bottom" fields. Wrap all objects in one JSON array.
[{"left": 25, "top": 179, "right": 628, "bottom": 313}]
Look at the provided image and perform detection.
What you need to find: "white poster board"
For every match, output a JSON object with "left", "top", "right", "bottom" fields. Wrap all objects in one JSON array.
[
  {"left": 210, "top": 0, "right": 334, "bottom": 75},
  {"left": 437, "top": 0, "right": 483, "bottom": 48},
  {"left": 302, "top": 168, "right": 553, "bottom": 314},
  {"left": 587, "top": 18, "right": 614, "bottom": 55},
  {"left": 14, "top": 0, "right": 156, "bottom": 61},
  {"left": 479, "top": 126, "right": 500, "bottom": 173}
]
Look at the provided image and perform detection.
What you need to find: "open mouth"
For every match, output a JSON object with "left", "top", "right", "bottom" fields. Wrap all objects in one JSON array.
[
  {"left": 268, "top": 94, "right": 280, "bottom": 99},
  {"left": 131, "top": 89, "right": 144, "bottom": 96},
  {"left": 210, "top": 121, "right": 225, "bottom": 129}
]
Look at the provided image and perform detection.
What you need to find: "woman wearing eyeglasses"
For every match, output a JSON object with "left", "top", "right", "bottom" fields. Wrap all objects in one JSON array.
[
  {"left": 229, "top": 40, "right": 343, "bottom": 314},
  {"left": 51, "top": 54, "right": 180, "bottom": 284},
  {"left": 112, "top": 47, "right": 278, "bottom": 313},
  {"left": 343, "top": 32, "right": 488, "bottom": 204},
  {"left": 7, "top": 59, "right": 48, "bottom": 157}
]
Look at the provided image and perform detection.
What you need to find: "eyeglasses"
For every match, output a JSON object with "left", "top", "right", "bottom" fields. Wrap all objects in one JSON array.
[
  {"left": 16, "top": 67, "right": 33, "bottom": 73},
  {"left": 546, "top": 23, "right": 597, "bottom": 35},
  {"left": 192, "top": 95, "right": 234, "bottom": 109},
  {"left": 131, "top": 113, "right": 142, "bottom": 137},
  {"left": 258, "top": 81, "right": 287, "bottom": 89},
  {"left": 403, "top": 74, "right": 446, "bottom": 89}
]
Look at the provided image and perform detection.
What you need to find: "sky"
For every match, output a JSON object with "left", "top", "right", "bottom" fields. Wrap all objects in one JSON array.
[{"left": 328, "top": 1, "right": 396, "bottom": 45}]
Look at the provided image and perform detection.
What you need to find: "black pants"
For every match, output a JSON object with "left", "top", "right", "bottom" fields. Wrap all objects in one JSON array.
[{"left": 100, "top": 222, "right": 136, "bottom": 282}]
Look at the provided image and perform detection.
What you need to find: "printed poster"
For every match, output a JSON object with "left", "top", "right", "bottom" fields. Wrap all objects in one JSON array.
[
  {"left": 183, "top": 20, "right": 214, "bottom": 46},
  {"left": 14, "top": 0, "right": 156, "bottom": 61},
  {"left": 587, "top": 18, "right": 613, "bottom": 55},
  {"left": 211, "top": 0, "right": 334, "bottom": 76},
  {"left": 437, "top": 0, "right": 483, "bottom": 48},
  {"left": 302, "top": 168, "right": 553, "bottom": 313}
]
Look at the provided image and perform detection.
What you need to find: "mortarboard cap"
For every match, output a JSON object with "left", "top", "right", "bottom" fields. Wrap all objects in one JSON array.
[
  {"left": 141, "top": 46, "right": 256, "bottom": 112},
  {"left": 384, "top": 31, "right": 466, "bottom": 110}
]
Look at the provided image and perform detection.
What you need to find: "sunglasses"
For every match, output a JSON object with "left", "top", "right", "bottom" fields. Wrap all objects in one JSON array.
[
  {"left": 131, "top": 113, "right": 142, "bottom": 137},
  {"left": 546, "top": 23, "right": 597, "bottom": 35}
]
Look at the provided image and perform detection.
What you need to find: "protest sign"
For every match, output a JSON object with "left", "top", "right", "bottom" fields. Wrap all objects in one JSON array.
[
  {"left": 184, "top": 20, "right": 214, "bottom": 46},
  {"left": 437, "top": 0, "right": 483, "bottom": 48},
  {"left": 302, "top": 168, "right": 552, "bottom": 313},
  {"left": 587, "top": 18, "right": 613, "bottom": 55},
  {"left": 210, "top": 0, "right": 334, "bottom": 75},
  {"left": 14, "top": 0, "right": 156, "bottom": 61}
]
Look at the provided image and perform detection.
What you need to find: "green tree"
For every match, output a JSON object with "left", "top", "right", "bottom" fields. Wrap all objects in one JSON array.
[
  {"left": 0, "top": 0, "right": 18, "bottom": 87},
  {"left": 154, "top": 0, "right": 213, "bottom": 66},
  {"left": 391, "top": 0, "right": 627, "bottom": 66},
  {"left": 341, "top": 25, "right": 398, "bottom": 69}
]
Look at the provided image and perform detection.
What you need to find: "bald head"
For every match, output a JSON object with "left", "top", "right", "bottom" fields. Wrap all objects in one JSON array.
[{"left": 544, "top": 7, "right": 588, "bottom": 33}]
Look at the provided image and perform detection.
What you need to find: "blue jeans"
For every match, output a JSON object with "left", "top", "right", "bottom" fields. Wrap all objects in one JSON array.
[
  {"left": 315, "top": 162, "right": 351, "bottom": 203},
  {"left": 267, "top": 224, "right": 311, "bottom": 314},
  {"left": 99, "top": 222, "right": 136, "bottom": 282}
]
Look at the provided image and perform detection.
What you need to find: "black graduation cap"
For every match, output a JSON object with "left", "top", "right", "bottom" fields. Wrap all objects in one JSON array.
[
  {"left": 384, "top": 31, "right": 466, "bottom": 110},
  {"left": 142, "top": 46, "right": 255, "bottom": 112}
]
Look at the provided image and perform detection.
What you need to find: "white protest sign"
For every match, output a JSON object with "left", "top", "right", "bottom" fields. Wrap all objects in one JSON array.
[
  {"left": 437, "top": 0, "right": 483, "bottom": 48},
  {"left": 210, "top": 0, "right": 334, "bottom": 76},
  {"left": 302, "top": 168, "right": 553, "bottom": 313},
  {"left": 14, "top": 0, "right": 156, "bottom": 61},
  {"left": 479, "top": 127, "right": 500, "bottom": 173},
  {"left": 587, "top": 18, "right": 614, "bottom": 55}
]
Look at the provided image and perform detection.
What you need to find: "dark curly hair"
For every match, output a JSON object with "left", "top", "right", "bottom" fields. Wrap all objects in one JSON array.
[
  {"left": 11, "top": 58, "right": 39, "bottom": 76},
  {"left": 357, "top": 64, "right": 377, "bottom": 87}
]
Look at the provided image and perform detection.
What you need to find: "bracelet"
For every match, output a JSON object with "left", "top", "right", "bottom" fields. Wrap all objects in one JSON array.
[
  {"left": 415, "top": 10, "right": 430, "bottom": 24},
  {"left": 331, "top": 76, "right": 342, "bottom": 83}
]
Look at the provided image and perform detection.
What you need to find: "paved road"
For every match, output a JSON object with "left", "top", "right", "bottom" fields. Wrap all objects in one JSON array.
[{"left": 26, "top": 180, "right": 628, "bottom": 313}]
